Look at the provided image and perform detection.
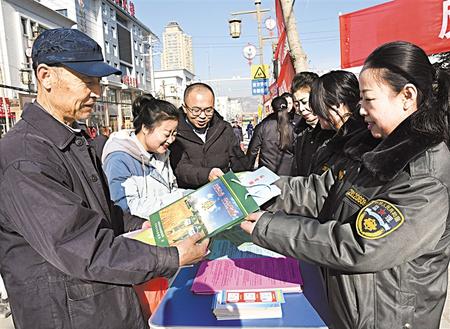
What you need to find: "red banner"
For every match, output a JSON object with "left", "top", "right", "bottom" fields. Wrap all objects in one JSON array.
[
  {"left": 340, "top": 0, "right": 450, "bottom": 69},
  {"left": 277, "top": 54, "right": 295, "bottom": 93},
  {"left": 0, "top": 98, "right": 13, "bottom": 118}
]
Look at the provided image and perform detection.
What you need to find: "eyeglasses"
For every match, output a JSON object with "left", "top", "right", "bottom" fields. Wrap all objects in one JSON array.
[{"left": 184, "top": 104, "right": 215, "bottom": 116}]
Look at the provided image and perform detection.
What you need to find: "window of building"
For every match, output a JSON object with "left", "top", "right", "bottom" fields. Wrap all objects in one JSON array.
[
  {"left": 110, "top": 8, "right": 115, "bottom": 20},
  {"left": 107, "top": 89, "right": 117, "bottom": 103},
  {"left": 116, "top": 14, "right": 127, "bottom": 26},
  {"left": 117, "top": 25, "right": 132, "bottom": 64},
  {"left": 111, "top": 26, "right": 116, "bottom": 39},
  {"left": 103, "top": 22, "right": 108, "bottom": 34},
  {"left": 134, "top": 40, "right": 137, "bottom": 50},
  {"left": 55, "top": 9, "right": 68, "bottom": 17},
  {"left": 113, "top": 44, "right": 118, "bottom": 56},
  {"left": 105, "top": 41, "right": 110, "bottom": 54},
  {"left": 102, "top": 3, "right": 107, "bottom": 16},
  {"left": 21, "top": 17, "right": 28, "bottom": 36}
]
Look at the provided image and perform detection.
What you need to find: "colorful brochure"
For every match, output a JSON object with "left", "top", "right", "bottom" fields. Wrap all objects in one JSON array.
[{"left": 124, "top": 171, "right": 259, "bottom": 246}]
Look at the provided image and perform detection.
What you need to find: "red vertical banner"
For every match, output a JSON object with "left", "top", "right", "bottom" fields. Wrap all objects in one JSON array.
[
  {"left": 0, "top": 98, "right": 11, "bottom": 118},
  {"left": 340, "top": 0, "right": 450, "bottom": 69},
  {"left": 274, "top": 0, "right": 294, "bottom": 93},
  {"left": 277, "top": 55, "right": 295, "bottom": 93}
]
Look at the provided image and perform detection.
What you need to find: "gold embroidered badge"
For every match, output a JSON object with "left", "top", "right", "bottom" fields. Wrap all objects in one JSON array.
[
  {"left": 345, "top": 188, "right": 368, "bottom": 207},
  {"left": 356, "top": 199, "right": 404, "bottom": 240}
]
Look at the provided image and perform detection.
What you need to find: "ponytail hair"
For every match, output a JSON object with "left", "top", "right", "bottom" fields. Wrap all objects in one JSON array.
[
  {"left": 271, "top": 96, "right": 291, "bottom": 151},
  {"left": 362, "top": 41, "right": 449, "bottom": 144},
  {"left": 132, "top": 94, "right": 179, "bottom": 133}
]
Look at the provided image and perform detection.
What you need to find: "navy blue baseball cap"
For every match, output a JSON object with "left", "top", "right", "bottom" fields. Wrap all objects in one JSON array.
[{"left": 32, "top": 28, "right": 121, "bottom": 77}]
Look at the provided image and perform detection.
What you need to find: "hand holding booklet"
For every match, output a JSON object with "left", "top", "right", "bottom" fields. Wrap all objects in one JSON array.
[{"left": 123, "top": 167, "right": 280, "bottom": 246}]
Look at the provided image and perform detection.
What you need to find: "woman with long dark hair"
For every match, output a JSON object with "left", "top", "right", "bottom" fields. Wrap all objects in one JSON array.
[
  {"left": 246, "top": 96, "right": 297, "bottom": 175},
  {"left": 308, "top": 70, "right": 374, "bottom": 175},
  {"left": 241, "top": 41, "right": 450, "bottom": 328}
]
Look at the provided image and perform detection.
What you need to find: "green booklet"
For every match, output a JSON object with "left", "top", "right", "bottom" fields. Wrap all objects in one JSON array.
[{"left": 124, "top": 171, "right": 259, "bottom": 247}]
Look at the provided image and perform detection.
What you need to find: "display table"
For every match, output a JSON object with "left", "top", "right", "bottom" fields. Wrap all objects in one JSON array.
[{"left": 149, "top": 260, "right": 330, "bottom": 328}]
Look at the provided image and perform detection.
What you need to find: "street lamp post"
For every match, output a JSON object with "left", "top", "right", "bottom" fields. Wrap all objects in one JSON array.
[{"left": 229, "top": 0, "right": 270, "bottom": 66}]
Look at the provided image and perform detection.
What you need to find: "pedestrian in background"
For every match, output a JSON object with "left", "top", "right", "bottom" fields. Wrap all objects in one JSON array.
[
  {"left": 246, "top": 96, "right": 296, "bottom": 175},
  {"left": 232, "top": 120, "right": 244, "bottom": 150},
  {"left": 90, "top": 125, "right": 111, "bottom": 157},
  {"left": 242, "top": 41, "right": 450, "bottom": 329},
  {"left": 170, "top": 82, "right": 249, "bottom": 189},
  {"left": 0, "top": 28, "right": 208, "bottom": 329},
  {"left": 246, "top": 121, "right": 254, "bottom": 139}
]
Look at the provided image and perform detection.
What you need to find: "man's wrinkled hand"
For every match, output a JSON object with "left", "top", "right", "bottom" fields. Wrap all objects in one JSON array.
[
  {"left": 175, "top": 233, "right": 209, "bottom": 266},
  {"left": 208, "top": 168, "right": 224, "bottom": 181},
  {"left": 240, "top": 211, "right": 265, "bottom": 235}
]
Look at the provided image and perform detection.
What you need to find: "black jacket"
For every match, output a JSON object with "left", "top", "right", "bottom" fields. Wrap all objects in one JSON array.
[
  {"left": 255, "top": 118, "right": 450, "bottom": 329},
  {"left": 293, "top": 119, "right": 335, "bottom": 176},
  {"left": 170, "top": 112, "right": 249, "bottom": 189},
  {"left": 0, "top": 103, "right": 179, "bottom": 329},
  {"left": 310, "top": 115, "right": 372, "bottom": 175},
  {"left": 246, "top": 112, "right": 301, "bottom": 176}
]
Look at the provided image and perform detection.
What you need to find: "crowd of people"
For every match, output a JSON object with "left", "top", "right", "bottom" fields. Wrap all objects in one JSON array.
[{"left": 0, "top": 27, "right": 449, "bottom": 329}]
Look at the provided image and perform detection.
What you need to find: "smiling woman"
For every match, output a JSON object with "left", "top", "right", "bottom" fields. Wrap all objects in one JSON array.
[{"left": 102, "top": 94, "right": 188, "bottom": 219}]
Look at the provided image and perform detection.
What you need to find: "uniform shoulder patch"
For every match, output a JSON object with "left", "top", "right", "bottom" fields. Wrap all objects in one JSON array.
[{"left": 356, "top": 199, "right": 404, "bottom": 240}]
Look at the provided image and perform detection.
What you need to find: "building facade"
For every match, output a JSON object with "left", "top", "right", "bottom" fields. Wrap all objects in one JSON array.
[
  {"left": 39, "top": 0, "right": 159, "bottom": 131},
  {"left": 0, "top": 0, "right": 76, "bottom": 136},
  {"left": 161, "top": 22, "right": 194, "bottom": 74},
  {"left": 153, "top": 69, "right": 194, "bottom": 108}
]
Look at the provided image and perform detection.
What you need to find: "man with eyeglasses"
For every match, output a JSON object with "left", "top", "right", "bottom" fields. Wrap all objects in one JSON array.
[{"left": 170, "top": 82, "right": 249, "bottom": 189}]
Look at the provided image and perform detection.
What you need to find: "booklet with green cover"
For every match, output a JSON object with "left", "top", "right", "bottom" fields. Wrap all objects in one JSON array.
[{"left": 124, "top": 171, "right": 259, "bottom": 247}]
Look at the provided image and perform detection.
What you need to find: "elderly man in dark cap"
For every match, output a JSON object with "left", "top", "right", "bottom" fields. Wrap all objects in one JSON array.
[{"left": 0, "top": 28, "right": 208, "bottom": 329}]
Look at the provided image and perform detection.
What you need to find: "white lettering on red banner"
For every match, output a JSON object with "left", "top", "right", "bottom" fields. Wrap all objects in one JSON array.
[{"left": 439, "top": 1, "right": 450, "bottom": 39}]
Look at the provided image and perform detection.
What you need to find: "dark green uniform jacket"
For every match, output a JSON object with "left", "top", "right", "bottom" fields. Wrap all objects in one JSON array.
[{"left": 255, "top": 117, "right": 450, "bottom": 329}]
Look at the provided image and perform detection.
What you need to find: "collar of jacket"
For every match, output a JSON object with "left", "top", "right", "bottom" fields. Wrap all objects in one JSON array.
[
  {"left": 360, "top": 116, "right": 440, "bottom": 182},
  {"left": 21, "top": 103, "right": 85, "bottom": 149},
  {"left": 325, "top": 116, "right": 369, "bottom": 153}
]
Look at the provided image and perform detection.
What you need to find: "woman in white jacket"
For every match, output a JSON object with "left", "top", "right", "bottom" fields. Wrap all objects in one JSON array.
[{"left": 102, "top": 95, "right": 187, "bottom": 219}]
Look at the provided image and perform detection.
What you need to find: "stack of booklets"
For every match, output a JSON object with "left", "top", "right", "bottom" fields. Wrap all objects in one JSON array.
[{"left": 212, "top": 289, "right": 285, "bottom": 320}]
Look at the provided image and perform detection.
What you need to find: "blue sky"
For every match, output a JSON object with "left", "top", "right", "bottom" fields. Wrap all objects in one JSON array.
[{"left": 132, "top": 0, "right": 387, "bottom": 97}]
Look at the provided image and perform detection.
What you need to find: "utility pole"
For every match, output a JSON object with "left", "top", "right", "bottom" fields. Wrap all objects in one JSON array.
[{"left": 279, "top": 0, "right": 308, "bottom": 72}]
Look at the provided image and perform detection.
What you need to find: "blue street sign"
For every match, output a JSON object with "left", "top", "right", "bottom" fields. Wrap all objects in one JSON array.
[{"left": 252, "top": 78, "right": 269, "bottom": 95}]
